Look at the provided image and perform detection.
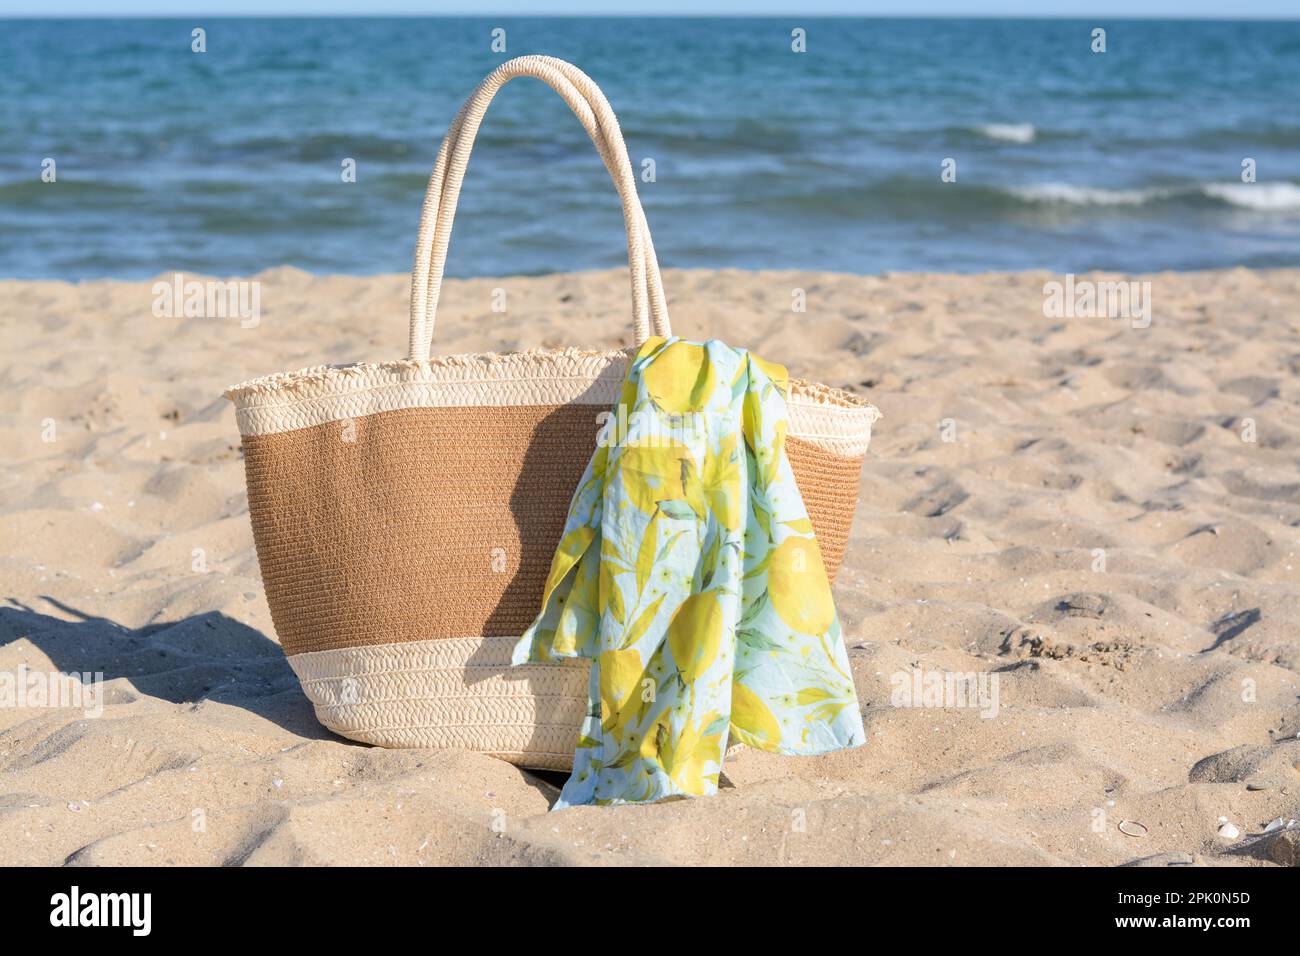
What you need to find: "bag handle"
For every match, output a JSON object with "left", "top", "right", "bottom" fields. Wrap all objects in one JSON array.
[{"left": 408, "top": 55, "right": 672, "bottom": 361}]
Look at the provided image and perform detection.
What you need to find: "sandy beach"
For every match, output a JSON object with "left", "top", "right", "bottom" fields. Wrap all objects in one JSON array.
[{"left": 1, "top": 266, "right": 1298, "bottom": 866}]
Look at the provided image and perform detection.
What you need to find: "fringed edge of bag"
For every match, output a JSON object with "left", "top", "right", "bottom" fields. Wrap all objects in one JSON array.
[
  {"left": 788, "top": 377, "right": 881, "bottom": 420},
  {"left": 224, "top": 346, "right": 634, "bottom": 402},
  {"left": 224, "top": 347, "right": 879, "bottom": 459},
  {"left": 228, "top": 347, "right": 878, "bottom": 415}
]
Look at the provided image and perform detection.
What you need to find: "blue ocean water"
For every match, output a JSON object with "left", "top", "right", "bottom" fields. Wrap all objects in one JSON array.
[{"left": 1, "top": 17, "right": 1298, "bottom": 280}]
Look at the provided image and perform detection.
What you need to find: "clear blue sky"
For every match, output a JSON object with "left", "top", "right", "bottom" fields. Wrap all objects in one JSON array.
[{"left": 1, "top": 1, "right": 1294, "bottom": 17}]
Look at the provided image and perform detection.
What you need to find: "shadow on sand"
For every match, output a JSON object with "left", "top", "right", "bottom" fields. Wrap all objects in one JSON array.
[
  {"left": 0, "top": 596, "right": 330, "bottom": 741},
  {"left": 0, "top": 596, "right": 575, "bottom": 796}
]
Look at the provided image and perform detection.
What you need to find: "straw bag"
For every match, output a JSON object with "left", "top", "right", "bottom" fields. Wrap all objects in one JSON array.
[{"left": 226, "top": 55, "right": 879, "bottom": 770}]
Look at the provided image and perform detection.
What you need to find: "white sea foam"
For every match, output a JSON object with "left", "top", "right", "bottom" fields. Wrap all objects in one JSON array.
[
  {"left": 1012, "top": 181, "right": 1300, "bottom": 210},
  {"left": 1202, "top": 182, "right": 1300, "bottom": 210},
  {"left": 1012, "top": 184, "right": 1153, "bottom": 206},
  {"left": 976, "top": 123, "right": 1036, "bottom": 143}
]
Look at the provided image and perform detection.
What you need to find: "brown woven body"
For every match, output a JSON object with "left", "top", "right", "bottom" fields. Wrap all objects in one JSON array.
[{"left": 243, "top": 404, "right": 865, "bottom": 659}]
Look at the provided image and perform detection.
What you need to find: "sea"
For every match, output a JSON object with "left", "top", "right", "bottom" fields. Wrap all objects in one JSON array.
[{"left": 2, "top": 16, "right": 1298, "bottom": 280}]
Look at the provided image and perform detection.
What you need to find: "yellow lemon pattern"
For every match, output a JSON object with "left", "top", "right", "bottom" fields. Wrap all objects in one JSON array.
[
  {"left": 512, "top": 337, "right": 865, "bottom": 808},
  {"left": 644, "top": 340, "right": 716, "bottom": 413},
  {"left": 768, "top": 537, "right": 836, "bottom": 635}
]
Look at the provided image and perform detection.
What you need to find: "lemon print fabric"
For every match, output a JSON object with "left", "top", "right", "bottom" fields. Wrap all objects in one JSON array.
[{"left": 512, "top": 336, "right": 866, "bottom": 808}]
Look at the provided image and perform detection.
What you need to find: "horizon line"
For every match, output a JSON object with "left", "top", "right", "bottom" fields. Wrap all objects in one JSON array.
[{"left": 3, "top": 13, "right": 1299, "bottom": 21}]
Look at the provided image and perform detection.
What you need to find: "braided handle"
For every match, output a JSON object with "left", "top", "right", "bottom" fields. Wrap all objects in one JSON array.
[{"left": 408, "top": 55, "right": 671, "bottom": 361}]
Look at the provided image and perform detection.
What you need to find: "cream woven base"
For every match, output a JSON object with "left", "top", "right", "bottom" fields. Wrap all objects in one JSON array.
[{"left": 288, "top": 636, "right": 590, "bottom": 770}]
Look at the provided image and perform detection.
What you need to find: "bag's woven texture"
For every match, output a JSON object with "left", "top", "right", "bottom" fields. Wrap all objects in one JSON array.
[
  {"left": 225, "top": 56, "right": 879, "bottom": 769},
  {"left": 289, "top": 637, "right": 588, "bottom": 770}
]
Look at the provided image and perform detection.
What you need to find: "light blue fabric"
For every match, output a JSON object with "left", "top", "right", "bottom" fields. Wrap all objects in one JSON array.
[{"left": 512, "top": 336, "right": 865, "bottom": 808}]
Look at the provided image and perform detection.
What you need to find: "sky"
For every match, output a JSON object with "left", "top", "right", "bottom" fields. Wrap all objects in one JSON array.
[{"left": 0, "top": 1, "right": 1294, "bottom": 18}]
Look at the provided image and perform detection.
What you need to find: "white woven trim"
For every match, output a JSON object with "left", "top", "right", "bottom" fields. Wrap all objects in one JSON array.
[
  {"left": 787, "top": 397, "right": 879, "bottom": 458},
  {"left": 289, "top": 634, "right": 585, "bottom": 680},
  {"left": 226, "top": 347, "right": 630, "bottom": 431},
  {"left": 287, "top": 635, "right": 589, "bottom": 768},
  {"left": 227, "top": 348, "right": 878, "bottom": 456}
]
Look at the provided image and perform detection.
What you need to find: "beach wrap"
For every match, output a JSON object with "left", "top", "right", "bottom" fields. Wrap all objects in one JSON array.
[{"left": 511, "top": 336, "right": 867, "bottom": 807}]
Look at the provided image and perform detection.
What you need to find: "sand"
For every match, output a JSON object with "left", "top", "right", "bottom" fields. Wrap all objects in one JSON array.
[{"left": 1, "top": 266, "right": 1298, "bottom": 866}]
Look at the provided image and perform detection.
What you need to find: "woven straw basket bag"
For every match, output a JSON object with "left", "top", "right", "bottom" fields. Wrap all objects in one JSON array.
[{"left": 226, "top": 56, "right": 879, "bottom": 770}]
